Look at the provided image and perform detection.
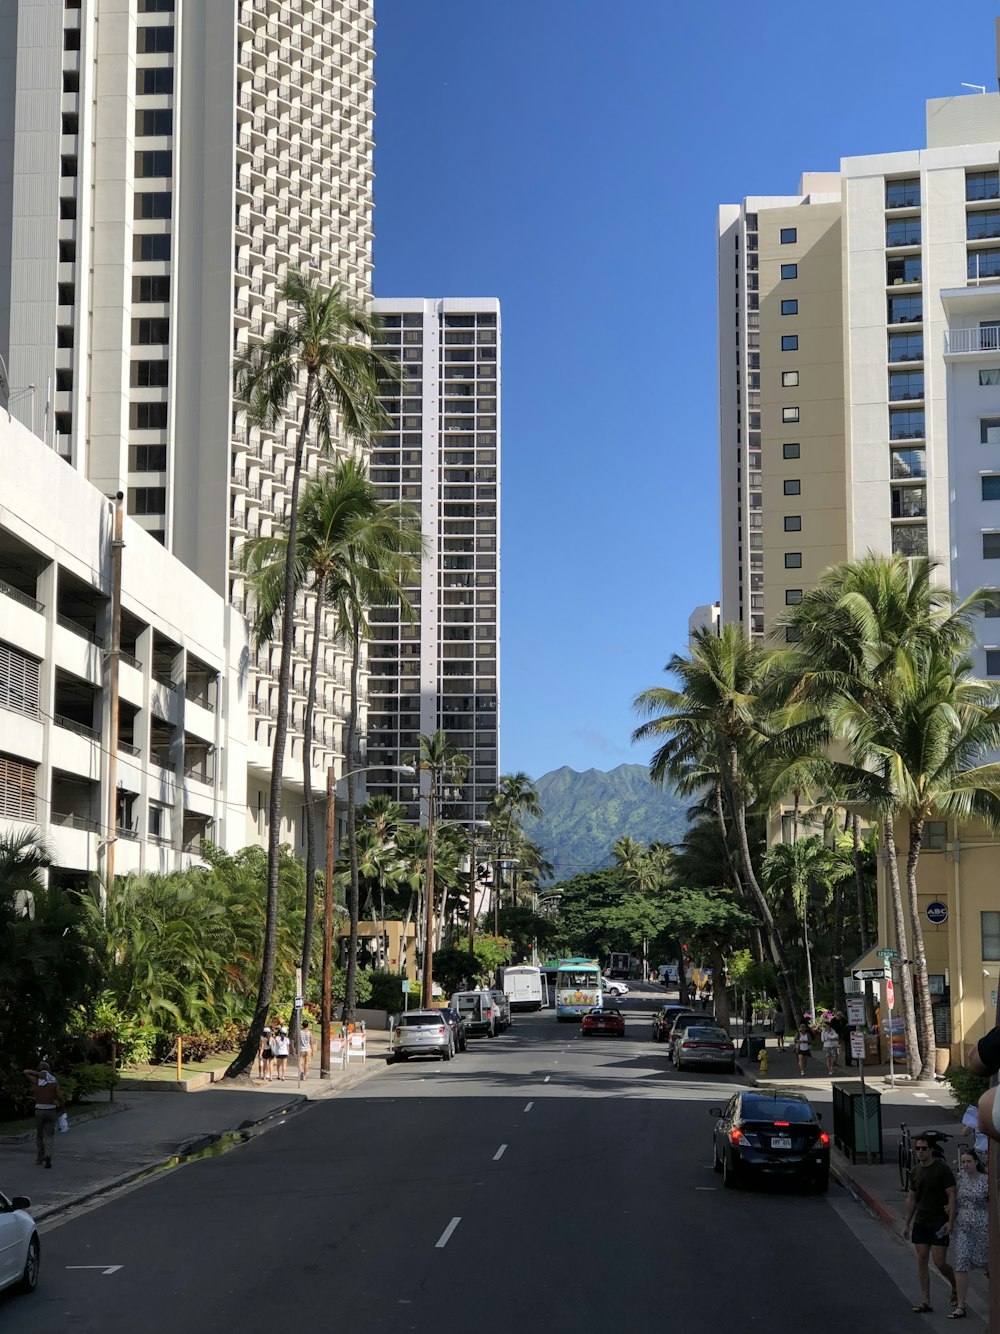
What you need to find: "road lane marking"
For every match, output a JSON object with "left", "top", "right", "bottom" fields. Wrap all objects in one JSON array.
[
  {"left": 435, "top": 1217, "right": 462, "bottom": 1249},
  {"left": 544, "top": 1075, "right": 551, "bottom": 1083},
  {"left": 695, "top": 1187, "right": 717, "bottom": 1191},
  {"left": 493, "top": 1144, "right": 507, "bottom": 1161},
  {"left": 524, "top": 1101, "right": 534, "bottom": 1112},
  {"left": 66, "top": 1265, "right": 123, "bottom": 1275}
]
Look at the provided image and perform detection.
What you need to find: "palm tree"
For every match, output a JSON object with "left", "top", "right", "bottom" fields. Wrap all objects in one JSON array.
[
  {"left": 226, "top": 272, "right": 398, "bottom": 1078},
  {"left": 633, "top": 623, "right": 806, "bottom": 1024},
  {"left": 413, "top": 731, "right": 470, "bottom": 1006},
  {"left": 239, "top": 461, "right": 421, "bottom": 1017},
  {"left": 762, "top": 837, "right": 851, "bottom": 1021},
  {"left": 488, "top": 772, "right": 542, "bottom": 912}
]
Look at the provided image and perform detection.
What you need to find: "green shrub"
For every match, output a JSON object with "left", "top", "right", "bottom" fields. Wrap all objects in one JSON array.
[
  {"left": 941, "top": 1065, "right": 990, "bottom": 1116},
  {"left": 64, "top": 1062, "right": 118, "bottom": 1102},
  {"left": 366, "top": 971, "right": 411, "bottom": 1015}
]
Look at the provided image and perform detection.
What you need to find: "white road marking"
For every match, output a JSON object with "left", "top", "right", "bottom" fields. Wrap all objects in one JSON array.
[
  {"left": 695, "top": 1187, "right": 717, "bottom": 1191},
  {"left": 435, "top": 1217, "right": 462, "bottom": 1249},
  {"left": 66, "top": 1265, "right": 123, "bottom": 1275},
  {"left": 544, "top": 1075, "right": 551, "bottom": 1083},
  {"left": 524, "top": 1101, "right": 534, "bottom": 1112},
  {"left": 493, "top": 1144, "right": 507, "bottom": 1161}
]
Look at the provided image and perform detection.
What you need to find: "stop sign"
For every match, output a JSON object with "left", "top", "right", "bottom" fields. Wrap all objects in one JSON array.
[{"left": 886, "top": 980, "right": 895, "bottom": 1009}]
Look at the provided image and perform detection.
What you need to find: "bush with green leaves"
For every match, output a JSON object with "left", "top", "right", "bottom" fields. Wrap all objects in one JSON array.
[
  {"left": 366, "top": 971, "right": 411, "bottom": 1015},
  {"left": 941, "top": 1064, "right": 990, "bottom": 1117}
]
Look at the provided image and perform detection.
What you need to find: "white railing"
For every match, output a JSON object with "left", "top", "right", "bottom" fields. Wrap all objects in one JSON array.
[{"left": 945, "top": 326, "right": 1000, "bottom": 354}]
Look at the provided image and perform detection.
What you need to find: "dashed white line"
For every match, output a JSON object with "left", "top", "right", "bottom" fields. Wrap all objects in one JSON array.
[
  {"left": 493, "top": 1144, "right": 507, "bottom": 1161},
  {"left": 544, "top": 1075, "right": 551, "bottom": 1083},
  {"left": 524, "top": 1101, "right": 534, "bottom": 1112},
  {"left": 435, "top": 1217, "right": 462, "bottom": 1249}
]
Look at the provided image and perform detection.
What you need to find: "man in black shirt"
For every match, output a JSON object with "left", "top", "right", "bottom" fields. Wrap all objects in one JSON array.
[{"left": 903, "top": 1135, "right": 957, "bottom": 1313}]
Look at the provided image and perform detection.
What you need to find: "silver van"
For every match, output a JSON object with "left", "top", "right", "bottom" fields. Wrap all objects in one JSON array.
[
  {"left": 450, "top": 990, "right": 497, "bottom": 1038},
  {"left": 388, "top": 1010, "right": 454, "bottom": 1062}
]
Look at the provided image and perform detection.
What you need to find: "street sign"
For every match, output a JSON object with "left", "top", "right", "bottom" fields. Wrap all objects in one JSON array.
[
  {"left": 876, "top": 947, "right": 900, "bottom": 959},
  {"left": 926, "top": 900, "right": 948, "bottom": 925},
  {"left": 886, "top": 979, "right": 895, "bottom": 1009},
  {"left": 854, "top": 966, "right": 889, "bottom": 981},
  {"left": 850, "top": 1031, "right": 865, "bottom": 1061},
  {"left": 847, "top": 997, "right": 865, "bottom": 1025},
  {"left": 401, "top": 979, "right": 410, "bottom": 993}
]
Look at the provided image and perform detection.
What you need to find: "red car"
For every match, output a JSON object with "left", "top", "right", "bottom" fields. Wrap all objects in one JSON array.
[{"left": 581, "top": 1006, "right": 625, "bottom": 1037}]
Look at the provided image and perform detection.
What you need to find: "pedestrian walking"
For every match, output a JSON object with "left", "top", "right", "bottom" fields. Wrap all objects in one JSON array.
[
  {"left": 821, "top": 1022, "right": 841, "bottom": 1074},
  {"left": 773, "top": 1008, "right": 786, "bottom": 1051},
  {"left": 903, "top": 1134, "right": 958, "bottom": 1314},
  {"left": 795, "top": 1023, "right": 812, "bottom": 1075},
  {"left": 23, "top": 1061, "right": 65, "bottom": 1169},
  {"left": 948, "top": 1148, "right": 988, "bottom": 1319},
  {"left": 298, "top": 1019, "right": 313, "bottom": 1081},
  {"left": 259, "top": 1026, "right": 274, "bottom": 1080},
  {"left": 274, "top": 1026, "right": 290, "bottom": 1080}
]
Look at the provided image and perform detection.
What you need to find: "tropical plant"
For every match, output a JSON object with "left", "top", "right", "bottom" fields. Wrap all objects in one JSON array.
[
  {"left": 411, "top": 731, "right": 470, "bottom": 1006},
  {"left": 227, "top": 271, "right": 399, "bottom": 1077}
]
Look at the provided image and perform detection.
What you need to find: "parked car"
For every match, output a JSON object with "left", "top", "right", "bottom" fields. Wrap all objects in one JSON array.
[
  {"left": 450, "top": 990, "right": 498, "bottom": 1038},
  {"left": 0, "top": 1191, "right": 39, "bottom": 1295},
  {"left": 581, "top": 1006, "right": 626, "bottom": 1037},
  {"left": 651, "top": 1004, "right": 696, "bottom": 1043},
  {"left": 490, "top": 990, "right": 512, "bottom": 1031},
  {"left": 673, "top": 1024, "right": 736, "bottom": 1073},
  {"left": 602, "top": 977, "right": 629, "bottom": 997},
  {"left": 388, "top": 1010, "right": 454, "bottom": 1063},
  {"left": 438, "top": 1006, "right": 468, "bottom": 1053},
  {"left": 710, "top": 1090, "right": 830, "bottom": 1192},
  {"left": 667, "top": 1010, "right": 716, "bottom": 1060}
]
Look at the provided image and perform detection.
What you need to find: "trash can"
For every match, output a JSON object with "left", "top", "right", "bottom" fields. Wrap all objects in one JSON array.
[
  {"left": 747, "top": 1034, "right": 766, "bottom": 1064},
  {"left": 831, "top": 1081, "right": 883, "bottom": 1164}
]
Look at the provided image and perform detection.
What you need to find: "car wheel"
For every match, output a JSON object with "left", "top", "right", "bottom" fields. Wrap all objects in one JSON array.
[
  {"left": 442, "top": 1042, "right": 453, "bottom": 1061},
  {"left": 713, "top": 1142, "right": 723, "bottom": 1174},
  {"left": 676, "top": 1058, "right": 685, "bottom": 1071},
  {"left": 722, "top": 1153, "right": 740, "bottom": 1190},
  {"left": 18, "top": 1234, "right": 40, "bottom": 1294},
  {"left": 386, "top": 1055, "right": 397, "bottom": 1065}
]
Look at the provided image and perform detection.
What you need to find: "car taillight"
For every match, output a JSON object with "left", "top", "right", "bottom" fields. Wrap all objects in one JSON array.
[
  {"left": 682, "top": 1040, "right": 694, "bottom": 1049},
  {"left": 818, "top": 1131, "right": 830, "bottom": 1146},
  {"left": 729, "top": 1127, "right": 744, "bottom": 1144},
  {"left": 773, "top": 1121, "right": 790, "bottom": 1127},
  {"left": 437, "top": 1027, "right": 446, "bottom": 1035}
]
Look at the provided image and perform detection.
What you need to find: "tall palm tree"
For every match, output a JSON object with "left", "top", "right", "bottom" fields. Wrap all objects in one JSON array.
[
  {"left": 414, "top": 731, "right": 470, "bottom": 1006},
  {"left": 633, "top": 624, "right": 806, "bottom": 1024},
  {"left": 489, "top": 772, "right": 542, "bottom": 911},
  {"left": 239, "top": 461, "right": 421, "bottom": 1015},
  {"left": 762, "top": 837, "right": 850, "bottom": 1021},
  {"left": 226, "top": 272, "right": 398, "bottom": 1078}
]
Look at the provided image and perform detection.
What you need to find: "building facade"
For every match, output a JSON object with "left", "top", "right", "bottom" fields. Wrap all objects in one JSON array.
[
  {"left": 0, "top": 0, "right": 377, "bottom": 853},
  {"left": 366, "top": 298, "right": 501, "bottom": 824}
]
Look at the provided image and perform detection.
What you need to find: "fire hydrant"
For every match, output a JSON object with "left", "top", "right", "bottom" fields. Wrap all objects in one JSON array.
[{"left": 757, "top": 1045, "right": 769, "bottom": 1076}]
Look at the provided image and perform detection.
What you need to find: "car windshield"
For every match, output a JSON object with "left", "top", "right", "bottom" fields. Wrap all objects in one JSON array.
[
  {"left": 559, "top": 971, "right": 598, "bottom": 988},
  {"left": 454, "top": 996, "right": 479, "bottom": 1011},
  {"left": 397, "top": 1013, "right": 443, "bottom": 1027},
  {"left": 741, "top": 1098, "right": 815, "bottom": 1123}
]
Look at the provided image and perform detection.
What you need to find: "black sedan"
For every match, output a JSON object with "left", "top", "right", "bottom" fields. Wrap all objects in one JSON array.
[
  {"left": 710, "top": 1090, "right": 829, "bottom": 1192},
  {"left": 651, "top": 1004, "right": 696, "bottom": 1042},
  {"left": 439, "top": 1007, "right": 468, "bottom": 1052}
]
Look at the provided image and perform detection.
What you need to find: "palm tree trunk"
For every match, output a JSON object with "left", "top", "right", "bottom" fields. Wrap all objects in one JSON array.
[
  {"left": 905, "top": 816, "right": 937, "bottom": 1080},
  {"left": 802, "top": 897, "right": 816, "bottom": 1021},
  {"left": 299, "top": 586, "right": 325, "bottom": 1007},
  {"left": 708, "top": 941, "right": 730, "bottom": 1029},
  {"left": 832, "top": 873, "right": 847, "bottom": 1016},
  {"left": 227, "top": 378, "right": 314, "bottom": 1078},
  {"left": 883, "top": 816, "right": 923, "bottom": 1080},
  {"left": 726, "top": 747, "right": 804, "bottom": 1024},
  {"left": 344, "top": 623, "right": 362, "bottom": 1023},
  {"left": 851, "top": 814, "right": 877, "bottom": 1029}
]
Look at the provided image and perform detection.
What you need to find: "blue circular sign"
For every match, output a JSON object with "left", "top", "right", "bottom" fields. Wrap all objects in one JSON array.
[{"left": 926, "top": 900, "right": 948, "bottom": 925}]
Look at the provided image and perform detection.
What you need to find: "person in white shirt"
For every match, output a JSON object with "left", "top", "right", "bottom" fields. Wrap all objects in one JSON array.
[
  {"left": 298, "top": 1020, "right": 313, "bottom": 1080},
  {"left": 821, "top": 1023, "right": 841, "bottom": 1074},
  {"left": 273, "top": 1027, "right": 290, "bottom": 1081}
]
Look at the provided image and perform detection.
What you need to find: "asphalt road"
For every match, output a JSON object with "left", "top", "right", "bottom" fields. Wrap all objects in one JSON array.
[{"left": 1, "top": 991, "right": 974, "bottom": 1331}]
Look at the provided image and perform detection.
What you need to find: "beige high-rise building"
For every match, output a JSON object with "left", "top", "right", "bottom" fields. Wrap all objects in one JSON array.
[{"left": 0, "top": 0, "right": 376, "bottom": 850}]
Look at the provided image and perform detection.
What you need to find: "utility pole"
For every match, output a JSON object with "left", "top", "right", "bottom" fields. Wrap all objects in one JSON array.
[
  {"left": 320, "top": 765, "right": 336, "bottom": 1077},
  {"left": 104, "top": 493, "right": 124, "bottom": 904},
  {"left": 421, "top": 775, "right": 437, "bottom": 1008}
]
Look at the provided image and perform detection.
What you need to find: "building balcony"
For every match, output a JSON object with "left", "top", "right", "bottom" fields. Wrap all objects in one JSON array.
[{"left": 944, "top": 326, "right": 1000, "bottom": 355}]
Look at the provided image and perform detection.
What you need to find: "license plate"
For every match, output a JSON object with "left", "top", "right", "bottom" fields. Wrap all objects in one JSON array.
[{"left": 771, "top": 1137, "right": 792, "bottom": 1150}]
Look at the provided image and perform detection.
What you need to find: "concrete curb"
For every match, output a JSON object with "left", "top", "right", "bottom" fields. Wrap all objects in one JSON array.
[
  {"left": 829, "top": 1156, "right": 901, "bottom": 1234},
  {"left": 0, "top": 1100, "right": 129, "bottom": 1146}
]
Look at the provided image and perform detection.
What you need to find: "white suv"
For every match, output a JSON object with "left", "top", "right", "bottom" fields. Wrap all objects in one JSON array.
[{"left": 389, "top": 1010, "right": 455, "bottom": 1063}]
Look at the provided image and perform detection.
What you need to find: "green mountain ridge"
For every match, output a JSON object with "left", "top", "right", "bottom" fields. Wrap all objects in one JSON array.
[{"left": 522, "top": 763, "right": 689, "bottom": 883}]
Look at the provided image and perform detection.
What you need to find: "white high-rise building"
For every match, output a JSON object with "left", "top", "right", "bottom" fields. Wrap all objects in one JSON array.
[
  {"left": 366, "top": 298, "right": 501, "bottom": 824},
  {"left": 0, "top": 0, "right": 376, "bottom": 852}
]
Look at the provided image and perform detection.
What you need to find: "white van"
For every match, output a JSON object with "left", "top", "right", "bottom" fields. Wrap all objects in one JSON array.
[
  {"left": 450, "top": 990, "right": 497, "bottom": 1038},
  {"left": 501, "top": 965, "right": 544, "bottom": 1012}
]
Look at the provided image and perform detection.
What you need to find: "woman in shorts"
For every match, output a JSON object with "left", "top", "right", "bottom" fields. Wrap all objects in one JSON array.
[{"left": 259, "top": 1026, "right": 274, "bottom": 1081}]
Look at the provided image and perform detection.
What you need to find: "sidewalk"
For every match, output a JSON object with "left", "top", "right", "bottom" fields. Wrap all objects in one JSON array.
[
  {"left": 740, "top": 1034, "right": 989, "bottom": 1321},
  {"left": 1, "top": 1032, "right": 390, "bottom": 1222}
]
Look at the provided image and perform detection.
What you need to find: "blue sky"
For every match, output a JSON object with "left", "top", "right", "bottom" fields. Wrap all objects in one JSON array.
[{"left": 372, "top": 0, "right": 1000, "bottom": 782}]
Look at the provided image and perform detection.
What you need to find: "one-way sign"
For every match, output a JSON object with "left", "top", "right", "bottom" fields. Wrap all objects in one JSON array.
[{"left": 854, "top": 966, "right": 889, "bottom": 981}]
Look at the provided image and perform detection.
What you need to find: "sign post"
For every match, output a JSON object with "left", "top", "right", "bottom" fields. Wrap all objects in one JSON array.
[
  {"left": 846, "top": 995, "right": 871, "bottom": 1164},
  {"left": 402, "top": 978, "right": 410, "bottom": 1013}
]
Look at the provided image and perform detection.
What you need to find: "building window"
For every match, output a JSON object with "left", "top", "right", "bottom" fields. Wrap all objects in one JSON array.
[
  {"left": 135, "top": 108, "right": 173, "bottom": 137},
  {"left": 784, "top": 515, "right": 801, "bottom": 532},
  {"left": 0, "top": 753, "right": 36, "bottom": 821},
  {"left": 780, "top": 227, "right": 797, "bottom": 244},
  {"left": 783, "top": 480, "right": 801, "bottom": 496},
  {"left": 138, "top": 0, "right": 176, "bottom": 10},
  {"left": 131, "top": 360, "right": 168, "bottom": 388},
  {"left": 132, "top": 318, "right": 169, "bottom": 345},
  {"left": 132, "top": 444, "right": 167, "bottom": 471},
  {"left": 886, "top": 218, "right": 921, "bottom": 247},
  {"left": 64, "top": 26, "right": 80, "bottom": 49},
  {"left": 782, "top": 407, "right": 800, "bottom": 423},
  {"left": 781, "top": 299, "right": 798, "bottom": 316},
  {"left": 987, "top": 650, "right": 1000, "bottom": 676},
  {"left": 889, "top": 370, "right": 924, "bottom": 401},
  {"left": 892, "top": 524, "right": 928, "bottom": 556},
  {"left": 889, "top": 408, "right": 925, "bottom": 440},
  {"left": 785, "top": 626, "right": 802, "bottom": 643},
  {"left": 984, "top": 532, "right": 1000, "bottom": 559},
  {"left": 785, "top": 552, "right": 802, "bottom": 568},
  {"left": 983, "top": 476, "right": 1000, "bottom": 501},
  {"left": 134, "top": 233, "right": 171, "bottom": 262},
  {"left": 968, "top": 210, "right": 1000, "bottom": 241},
  {"left": 132, "top": 275, "right": 170, "bottom": 303},
  {"left": 781, "top": 335, "right": 798, "bottom": 352},
  {"left": 969, "top": 252, "right": 1000, "bottom": 281},
  {"left": 891, "top": 485, "right": 926, "bottom": 518},
  {"left": 135, "top": 149, "right": 173, "bottom": 176},
  {"left": 980, "top": 369, "right": 1000, "bottom": 386},
  {"left": 887, "top": 255, "right": 921, "bottom": 285},
  {"left": 136, "top": 67, "right": 174, "bottom": 95},
  {"left": 983, "top": 418, "right": 1000, "bottom": 444},
  {"left": 136, "top": 25, "right": 174, "bottom": 52},
  {"left": 134, "top": 192, "right": 172, "bottom": 220},
  {"left": 780, "top": 263, "right": 798, "bottom": 280},
  {"left": 129, "top": 486, "right": 166, "bottom": 515},
  {"left": 888, "top": 294, "right": 922, "bottom": 325},
  {"left": 785, "top": 589, "right": 803, "bottom": 605},
  {"left": 888, "top": 332, "right": 923, "bottom": 363},
  {"left": 129, "top": 402, "right": 168, "bottom": 430},
  {"left": 885, "top": 177, "right": 920, "bottom": 209},
  {"left": 783, "top": 442, "right": 800, "bottom": 460},
  {"left": 982, "top": 911, "right": 1000, "bottom": 961},
  {"left": 967, "top": 170, "right": 1000, "bottom": 202},
  {"left": 781, "top": 371, "right": 799, "bottom": 387}
]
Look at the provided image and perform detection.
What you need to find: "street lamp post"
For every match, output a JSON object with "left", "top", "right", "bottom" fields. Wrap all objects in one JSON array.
[
  {"left": 465, "top": 820, "right": 490, "bottom": 953},
  {"left": 320, "top": 761, "right": 414, "bottom": 1078}
]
